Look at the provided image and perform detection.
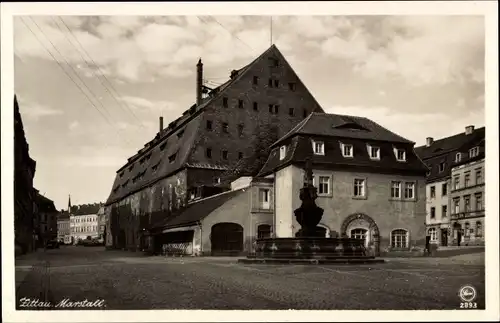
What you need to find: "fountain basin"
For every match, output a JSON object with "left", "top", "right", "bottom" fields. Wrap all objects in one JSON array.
[{"left": 238, "top": 237, "right": 385, "bottom": 265}]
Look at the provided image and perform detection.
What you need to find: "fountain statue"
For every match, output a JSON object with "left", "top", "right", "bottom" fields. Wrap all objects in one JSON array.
[{"left": 239, "top": 158, "right": 384, "bottom": 264}]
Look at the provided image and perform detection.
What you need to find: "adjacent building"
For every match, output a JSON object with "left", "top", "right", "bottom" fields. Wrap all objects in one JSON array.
[
  {"left": 97, "top": 206, "right": 107, "bottom": 243},
  {"left": 105, "top": 44, "right": 325, "bottom": 251},
  {"left": 70, "top": 213, "right": 100, "bottom": 242},
  {"left": 14, "top": 95, "right": 38, "bottom": 255},
  {"left": 57, "top": 212, "right": 71, "bottom": 244},
  {"left": 258, "top": 113, "right": 428, "bottom": 256},
  {"left": 415, "top": 125, "right": 485, "bottom": 247},
  {"left": 35, "top": 191, "right": 58, "bottom": 245}
]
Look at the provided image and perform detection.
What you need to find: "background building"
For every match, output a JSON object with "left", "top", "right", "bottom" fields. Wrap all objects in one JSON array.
[
  {"left": 14, "top": 95, "right": 38, "bottom": 255},
  {"left": 35, "top": 191, "right": 58, "bottom": 246},
  {"left": 70, "top": 214, "right": 100, "bottom": 242},
  {"left": 105, "top": 44, "right": 325, "bottom": 251},
  {"left": 57, "top": 212, "right": 71, "bottom": 244},
  {"left": 258, "top": 113, "right": 428, "bottom": 256},
  {"left": 415, "top": 125, "right": 485, "bottom": 247},
  {"left": 97, "top": 206, "right": 107, "bottom": 243}
]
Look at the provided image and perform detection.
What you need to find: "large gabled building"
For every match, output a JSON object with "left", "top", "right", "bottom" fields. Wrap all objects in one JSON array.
[
  {"left": 415, "top": 125, "right": 485, "bottom": 247},
  {"left": 258, "top": 112, "right": 429, "bottom": 256},
  {"left": 105, "top": 44, "right": 325, "bottom": 251}
]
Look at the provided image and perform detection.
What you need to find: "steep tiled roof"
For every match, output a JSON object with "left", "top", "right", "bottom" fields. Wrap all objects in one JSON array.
[
  {"left": 259, "top": 113, "right": 426, "bottom": 177},
  {"left": 106, "top": 44, "right": 324, "bottom": 206},
  {"left": 414, "top": 127, "right": 485, "bottom": 182},
  {"left": 35, "top": 193, "right": 57, "bottom": 213},
  {"left": 151, "top": 189, "right": 245, "bottom": 230},
  {"left": 274, "top": 112, "right": 413, "bottom": 146}
]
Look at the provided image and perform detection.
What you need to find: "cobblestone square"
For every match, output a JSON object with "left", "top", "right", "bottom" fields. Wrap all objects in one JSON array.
[{"left": 16, "top": 247, "right": 485, "bottom": 310}]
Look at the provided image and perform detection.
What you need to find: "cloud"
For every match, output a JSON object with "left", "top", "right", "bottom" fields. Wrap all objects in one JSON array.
[
  {"left": 325, "top": 105, "right": 485, "bottom": 146},
  {"left": 17, "top": 97, "right": 63, "bottom": 119},
  {"left": 319, "top": 16, "right": 484, "bottom": 86},
  {"left": 119, "top": 96, "right": 178, "bottom": 113},
  {"left": 69, "top": 121, "right": 80, "bottom": 130}
]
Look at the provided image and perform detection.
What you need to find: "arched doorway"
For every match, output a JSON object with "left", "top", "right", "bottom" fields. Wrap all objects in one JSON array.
[
  {"left": 211, "top": 223, "right": 244, "bottom": 256},
  {"left": 340, "top": 213, "right": 380, "bottom": 255},
  {"left": 453, "top": 222, "right": 462, "bottom": 246}
]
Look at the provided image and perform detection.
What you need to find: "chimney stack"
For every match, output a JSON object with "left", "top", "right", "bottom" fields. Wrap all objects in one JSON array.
[
  {"left": 196, "top": 58, "right": 203, "bottom": 106},
  {"left": 426, "top": 137, "right": 434, "bottom": 147},
  {"left": 159, "top": 116, "right": 164, "bottom": 133},
  {"left": 465, "top": 125, "right": 474, "bottom": 135}
]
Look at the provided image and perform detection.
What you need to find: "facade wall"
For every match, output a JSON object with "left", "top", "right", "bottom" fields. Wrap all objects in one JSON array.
[
  {"left": 70, "top": 214, "right": 99, "bottom": 241},
  {"left": 425, "top": 178, "right": 451, "bottom": 245},
  {"left": 449, "top": 159, "right": 485, "bottom": 246},
  {"left": 275, "top": 165, "right": 303, "bottom": 237},
  {"left": 107, "top": 170, "right": 188, "bottom": 250},
  {"left": 275, "top": 165, "right": 427, "bottom": 253},
  {"left": 57, "top": 219, "right": 70, "bottom": 242},
  {"left": 200, "top": 184, "right": 274, "bottom": 255}
]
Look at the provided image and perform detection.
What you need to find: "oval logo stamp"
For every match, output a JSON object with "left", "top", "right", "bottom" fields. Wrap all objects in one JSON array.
[{"left": 459, "top": 285, "right": 477, "bottom": 302}]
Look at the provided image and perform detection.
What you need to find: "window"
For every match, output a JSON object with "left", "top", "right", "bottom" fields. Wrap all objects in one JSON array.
[
  {"left": 475, "top": 169, "right": 483, "bottom": 184},
  {"left": 238, "top": 99, "right": 244, "bottom": 109},
  {"left": 428, "top": 228, "right": 437, "bottom": 241},
  {"left": 464, "top": 222, "right": 470, "bottom": 237},
  {"left": 268, "top": 78, "right": 273, "bottom": 87},
  {"left": 160, "top": 142, "right": 167, "bottom": 151},
  {"left": 279, "top": 145, "right": 287, "bottom": 160},
  {"left": 312, "top": 141, "right": 325, "bottom": 155},
  {"left": 464, "top": 195, "right": 471, "bottom": 212},
  {"left": 353, "top": 179, "right": 365, "bottom": 197},
  {"left": 206, "top": 148, "right": 212, "bottom": 158},
  {"left": 369, "top": 146, "right": 380, "bottom": 160},
  {"left": 237, "top": 124, "right": 244, "bottom": 136},
  {"left": 274, "top": 79, "right": 280, "bottom": 88},
  {"left": 391, "top": 181, "right": 401, "bottom": 198},
  {"left": 453, "top": 198, "right": 460, "bottom": 214},
  {"left": 318, "top": 176, "right": 330, "bottom": 195},
  {"left": 222, "top": 150, "right": 228, "bottom": 160},
  {"left": 269, "top": 104, "right": 279, "bottom": 114},
  {"left": 303, "top": 109, "right": 308, "bottom": 118},
  {"left": 430, "top": 207, "right": 436, "bottom": 218},
  {"left": 395, "top": 148, "right": 406, "bottom": 161},
  {"left": 454, "top": 153, "right": 461, "bottom": 163},
  {"left": 469, "top": 147, "right": 479, "bottom": 158},
  {"left": 476, "top": 221, "right": 482, "bottom": 237},
  {"left": 288, "top": 107, "right": 295, "bottom": 116},
  {"left": 168, "top": 153, "right": 177, "bottom": 163},
  {"left": 430, "top": 186, "right": 436, "bottom": 198},
  {"left": 222, "top": 122, "right": 229, "bottom": 133},
  {"left": 253, "top": 76, "right": 259, "bottom": 85},
  {"left": 341, "top": 143, "right": 353, "bottom": 157},
  {"left": 253, "top": 102, "right": 258, "bottom": 111},
  {"left": 442, "top": 205, "right": 447, "bottom": 218},
  {"left": 439, "top": 162, "right": 446, "bottom": 173},
  {"left": 288, "top": 82, "right": 296, "bottom": 91},
  {"left": 442, "top": 183, "right": 447, "bottom": 196},
  {"left": 177, "top": 129, "right": 184, "bottom": 138},
  {"left": 257, "top": 224, "right": 272, "bottom": 239},
  {"left": 404, "top": 182, "right": 415, "bottom": 199},
  {"left": 259, "top": 188, "right": 270, "bottom": 209},
  {"left": 206, "top": 120, "right": 213, "bottom": 130},
  {"left": 391, "top": 229, "right": 408, "bottom": 249},
  {"left": 453, "top": 176, "right": 460, "bottom": 190},
  {"left": 464, "top": 173, "right": 470, "bottom": 187},
  {"left": 475, "top": 193, "right": 483, "bottom": 211},
  {"left": 269, "top": 57, "right": 279, "bottom": 67},
  {"left": 223, "top": 97, "right": 228, "bottom": 108},
  {"left": 238, "top": 152, "right": 243, "bottom": 160},
  {"left": 350, "top": 228, "right": 367, "bottom": 245}
]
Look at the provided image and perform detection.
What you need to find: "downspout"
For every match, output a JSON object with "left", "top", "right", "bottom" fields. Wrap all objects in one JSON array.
[{"left": 273, "top": 176, "right": 277, "bottom": 238}]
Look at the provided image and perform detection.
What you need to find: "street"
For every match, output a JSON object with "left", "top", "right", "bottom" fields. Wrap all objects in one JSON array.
[{"left": 16, "top": 246, "right": 485, "bottom": 310}]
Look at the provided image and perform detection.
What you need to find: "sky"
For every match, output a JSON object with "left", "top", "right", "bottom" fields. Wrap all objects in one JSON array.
[{"left": 13, "top": 15, "right": 485, "bottom": 210}]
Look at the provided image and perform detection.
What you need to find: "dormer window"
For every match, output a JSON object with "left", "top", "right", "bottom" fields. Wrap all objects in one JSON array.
[
  {"left": 341, "top": 143, "right": 353, "bottom": 158},
  {"left": 312, "top": 140, "right": 325, "bottom": 155},
  {"left": 394, "top": 148, "right": 406, "bottom": 162},
  {"left": 168, "top": 152, "right": 177, "bottom": 163},
  {"left": 177, "top": 129, "right": 185, "bottom": 138},
  {"left": 279, "top": 145, "right": 287, "bottom": 160},
  {"left": 439, "top": 162, "right": 446, "bottom": 173},
  {"left": 368, "top": 145, "right": 380, "bottom": 160},
  {"left": 455, "top": 152, "right": 462, "bottom": 163},
  {"left": 469, "top": 147, "right": 479, "bottom": 158}
]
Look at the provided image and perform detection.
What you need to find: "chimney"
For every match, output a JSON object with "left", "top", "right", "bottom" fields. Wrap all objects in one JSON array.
[
  {"left": 426, "top": 137, "right": 434, "bottom": 147},
  {"left": 196, "top": 58, "right": 203, "bottom": 106},
  {"left": 159, "top": 116, "right": 164, "bottom": 132},
  {"left": 465, "top": 125, "right": 474, "bottom": 135}
]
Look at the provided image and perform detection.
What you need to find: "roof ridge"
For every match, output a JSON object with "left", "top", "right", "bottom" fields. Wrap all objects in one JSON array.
[{"left": 272, "top": 112, "right": 314, "bottom": 147}]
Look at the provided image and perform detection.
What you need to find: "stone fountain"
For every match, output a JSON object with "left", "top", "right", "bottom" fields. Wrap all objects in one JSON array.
[{"left": 239, "top": 159, "right": 384, "bottom": 265}]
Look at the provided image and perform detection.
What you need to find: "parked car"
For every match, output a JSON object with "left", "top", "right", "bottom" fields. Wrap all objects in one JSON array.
[{"left": 46, "top": 239, "right": 59, "bottom": 249}]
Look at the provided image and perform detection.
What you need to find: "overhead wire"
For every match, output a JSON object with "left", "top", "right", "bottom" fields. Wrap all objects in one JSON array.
[
  {"left": 56, "top": 17, "right": 146, "bottom": 129},
  {"left": 20, "top": 17, "right": 132, "bottom": 146}
]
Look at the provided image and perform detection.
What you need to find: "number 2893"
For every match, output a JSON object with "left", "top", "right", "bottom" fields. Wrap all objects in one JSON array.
[{"left": 460, "top": 302, "right": 477, "bottom": 309}]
